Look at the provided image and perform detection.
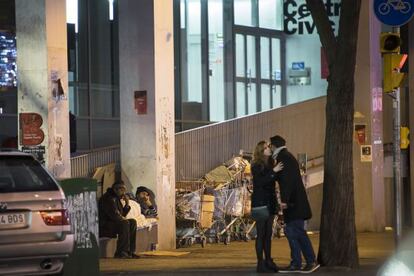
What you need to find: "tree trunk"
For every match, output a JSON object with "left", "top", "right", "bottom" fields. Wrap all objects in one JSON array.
[
  {"left": 318, "top": 66, "right": 359, "bottom": 267},
  {"left": 305, "top": 0, "right": 361, "bottom": 268}
]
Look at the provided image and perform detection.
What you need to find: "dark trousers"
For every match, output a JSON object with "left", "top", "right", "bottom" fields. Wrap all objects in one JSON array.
[
  {"left": 284, "top": 219, "right": 315, "bottom": 267},
  {"left": 255, "top": 215, "right": 275, "bottom": 261},
  {"left": 115, "top": 219, "right": 137, "bottom": 256}
]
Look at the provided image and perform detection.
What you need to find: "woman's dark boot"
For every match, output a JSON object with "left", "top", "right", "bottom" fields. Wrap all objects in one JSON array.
[
  {"left": 265, "top": 258, "right": 279, "bottom": 272},
  {"left": 257, "top": 260, "right": 272, "bottom": 273}
]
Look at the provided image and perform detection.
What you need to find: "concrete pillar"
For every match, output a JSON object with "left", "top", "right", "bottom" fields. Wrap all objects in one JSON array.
[
  {"left": 353, "top": 0, "right": 385, "bottom": 232},
  {"left": 119, "top": 0, "right": 176, "bottom": 249},
  {"left": 15, "top": 0, "right": 71, "bottom": 178}
]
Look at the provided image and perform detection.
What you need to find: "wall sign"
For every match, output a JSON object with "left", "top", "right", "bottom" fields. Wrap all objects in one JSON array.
[
  {"left": 134, "top": 90, "right": 147, "bottom": 115},
  {"left": 373, "top": 0, "right": 414, "bottom": 26},
  {"left": 284, "top": 0, "right": 341, "bottom": 35},
  {"left": 354, "top": 124, "right": 367, "bottom": 145},
  {"left": 292, "top": 62, "right": 305, "bottom": 70},
  {"left": 19, "top": 113, "right": 45, "bottom": 146},
  {"left": 361, "top": 145, "right": 372, "bottom": 162}
]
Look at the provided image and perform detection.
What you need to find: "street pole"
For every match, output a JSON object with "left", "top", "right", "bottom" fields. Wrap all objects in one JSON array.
[{"left": 392, "top": 26, "right": 403, "bottom": 246}]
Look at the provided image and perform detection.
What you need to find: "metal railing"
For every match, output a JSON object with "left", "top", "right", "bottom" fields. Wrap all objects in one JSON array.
[
  {"left": 307, "top": 155, "right": 324, "bottom": 170},
  {"left": 69, "top": 98, "right": 326, "bottom": 181},
  {"left": 70, "top": 145, "right": 120, "bottom": 178},
  {"left": 175, "top": 97, "right": 327, "bottom": 180}
]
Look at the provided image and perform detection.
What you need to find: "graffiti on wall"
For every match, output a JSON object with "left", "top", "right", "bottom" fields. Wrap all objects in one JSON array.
[{"left": 65, "top": 191, "right": 99, "bottom": 249}]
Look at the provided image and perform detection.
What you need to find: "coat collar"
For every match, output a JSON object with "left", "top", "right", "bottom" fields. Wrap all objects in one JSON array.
[{"left": 272, "top": 146, "right": 287, "bottom": 160}]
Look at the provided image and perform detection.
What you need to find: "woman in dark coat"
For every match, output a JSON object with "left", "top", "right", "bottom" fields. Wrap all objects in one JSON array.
[{"left": 251, "top": 141, "right": 283, "bottom": 273}]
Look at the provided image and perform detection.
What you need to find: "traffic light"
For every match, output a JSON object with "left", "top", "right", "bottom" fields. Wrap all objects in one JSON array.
[
  {"left": 383, "top": 54, "right": 407, "bottom": 93},
  {"left": 401, "top": 127, "right": 410, "bottom": 149},
  {"left": 380, "top": 32, "right": 401, "bottom": 54}
]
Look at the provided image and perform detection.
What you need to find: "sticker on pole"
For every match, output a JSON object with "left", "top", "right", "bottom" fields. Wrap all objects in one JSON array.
[{"left": 374, "top": 0, "right": 414, "bottom": 26}]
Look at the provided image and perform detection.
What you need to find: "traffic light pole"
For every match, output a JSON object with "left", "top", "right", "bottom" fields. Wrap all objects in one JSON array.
[{"left": 392, "top": 26, "right": 403, "bottom": 246}]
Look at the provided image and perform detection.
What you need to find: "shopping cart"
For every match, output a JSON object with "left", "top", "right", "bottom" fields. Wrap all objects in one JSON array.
[
  {"left": 209, "top": 157, "right": 254, "bottom": 245},
  {"left": 175, "top": 180, "right": 214, "bottom": 248}
]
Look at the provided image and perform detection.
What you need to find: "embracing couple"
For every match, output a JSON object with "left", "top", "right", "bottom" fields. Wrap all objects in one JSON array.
[{"left": 250, "top": 135, "right": 320, "bottom": 274}]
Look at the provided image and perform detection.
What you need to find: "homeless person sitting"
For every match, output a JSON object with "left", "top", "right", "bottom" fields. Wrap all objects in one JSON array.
[
  {"left": 99, "top": 181, "right": 140, "bottom": 259},
  {"left": 135, "top": 186, "right": 158, "bottom": 218}
]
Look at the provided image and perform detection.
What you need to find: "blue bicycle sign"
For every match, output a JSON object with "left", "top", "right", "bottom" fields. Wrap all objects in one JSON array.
[
  {"left": 374, "top": 0, "right": 414, "bottom": 26},
  {"left": 379, "top": 0, "right": 411, "bottom": 15}
]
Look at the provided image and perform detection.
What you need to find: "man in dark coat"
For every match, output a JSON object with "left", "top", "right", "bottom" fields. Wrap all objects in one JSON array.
[
  {"left": 99, "top": 181, "right": 139, "bottom": 258},
  {"left": 270, "top": 135, "right": 319, "bottom": 273}
]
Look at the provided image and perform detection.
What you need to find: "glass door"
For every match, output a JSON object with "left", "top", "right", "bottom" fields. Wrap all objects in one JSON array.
[
  {"left": 235, "top": 34, "right": 256, "bottom": 116},
  {"left": 263, "top": 37, "right": 282, "bottom": 110},
  {"left": 235, "top": 31, "right": 282, "bottom": 117}
]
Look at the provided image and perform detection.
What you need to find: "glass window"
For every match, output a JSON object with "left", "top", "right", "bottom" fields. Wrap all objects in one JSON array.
[
  {"left": 89, "top": 0, "right": 118, "bottom": 119},
  {"left": 247, "top": 83, "right": 257, "bottom": 114},
  {"left": 75, "top": 118, "right": 90, "bottom": 150},
  {"left": 0, "top": 156, "right": 58, "bottom": 193},
  {"left": 261, "top": 84, "right": 271, "bottom": 111},
  {"left": 208, "top": 0, "right": 225, "bottom": 122},
  {"left": 234, "top": 0, "right": 254, "bottom": 26},
  {"left": 259, "top": 0, "right": 283, "bottom": 30},
  {"left": 66, "top": 0, "right": 78, "bottom": 32},
  {"left": 236, "top": 82, "right": 246, "bottom": 117},
  {"left": 91, "top": 119, "right": 120, "bottom": 148},
  {"left": 0, "top": 0, "right": 17, "bottom": 148},
  {"left": 185, "top": 0, "right": 202, "bottom": 103},
  {"left": 272, "top": 38, "right": 281, "bottom": 81},
  {"left": 272, "top": 85, "right": 282, "bottom": 108},
  {"left": 0, "top": 32, "right": 17, "bottom": 89},
  {"left": 180, "top": 0, "right": 186, "bottom": 28},
  {"left": 246, "top": 35, "right": 256, "bottom": 78},
  {"left": 235, "top": 34, "right": 245, "bottom": 77},
  {"left": 261, "top": 37, "right": 270, "bottom": 79},
  {"left": 66, "top": 0, "right": 120, "bottom": 150}
]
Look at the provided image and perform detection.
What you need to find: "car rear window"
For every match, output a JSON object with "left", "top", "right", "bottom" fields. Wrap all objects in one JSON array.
[{"left": 0, "top": 156, "right": 59, "bottom": 193}]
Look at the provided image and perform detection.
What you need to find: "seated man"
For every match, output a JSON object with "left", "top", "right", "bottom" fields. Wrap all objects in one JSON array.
[
  {"left": 135, "top": 186, "right": 158, "bottom": 218},
  {"left": 99, "top": 181, "right": 139, "bottom": 259}
]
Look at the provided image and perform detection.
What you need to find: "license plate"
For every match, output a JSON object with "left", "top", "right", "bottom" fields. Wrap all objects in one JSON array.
[{"left": 0, "top": 213, "right": 25, "bottom": 226}]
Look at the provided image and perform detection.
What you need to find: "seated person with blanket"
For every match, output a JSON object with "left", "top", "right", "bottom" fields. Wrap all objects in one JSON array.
[{"left": 135, "top": 186, "right": 158, "bottom": 218}]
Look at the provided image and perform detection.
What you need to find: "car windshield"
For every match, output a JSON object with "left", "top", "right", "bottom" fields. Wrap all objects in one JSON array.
[{"left": 0, "top": 156, "right": 58, "bottom": 193}]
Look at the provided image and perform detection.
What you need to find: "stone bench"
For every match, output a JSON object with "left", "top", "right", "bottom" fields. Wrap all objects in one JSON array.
[{"left": 99, "top": 223, "right": 158, "bottom": 258}]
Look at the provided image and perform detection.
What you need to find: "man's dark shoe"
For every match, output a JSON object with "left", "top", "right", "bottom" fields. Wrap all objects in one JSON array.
[
  {"left": 114, "top": 252, "right": 130, "bottom": 259},
  {"left": 278, "top": 265, "right": 302, "bottom": 273},
  {"left": 300, "top": 262, "right": 320, "bottom": 273},
  {"left": 129, "top": 253, "right": 141, "bottom": 259},
  {"left": 265, "top": 259, "right": 279, "bottom": 272},
  {"left": 257, "top": 260, "right": 273, "bottom": 273}
]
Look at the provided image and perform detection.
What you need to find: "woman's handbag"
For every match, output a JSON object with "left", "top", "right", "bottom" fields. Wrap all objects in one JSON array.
[{"left": 251, "top": 205, "right": 270, "bottom": 221}]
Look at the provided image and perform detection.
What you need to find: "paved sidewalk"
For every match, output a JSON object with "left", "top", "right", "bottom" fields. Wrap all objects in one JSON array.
[{"left": 100, "top": 232, "right": 395, "bottom": 275}]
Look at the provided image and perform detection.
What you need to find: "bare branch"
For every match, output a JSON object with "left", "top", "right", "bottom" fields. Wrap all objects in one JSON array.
[{"left": 305, "top": 0, "right": 337, "bottom": 64}]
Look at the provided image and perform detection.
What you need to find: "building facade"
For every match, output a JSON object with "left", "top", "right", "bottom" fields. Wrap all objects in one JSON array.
[
  {"left": 0, "top": 0, "right": 413, "bottom": 248},
  {"left": 1, "top": 0, "right": 344, "bottom": 148}
]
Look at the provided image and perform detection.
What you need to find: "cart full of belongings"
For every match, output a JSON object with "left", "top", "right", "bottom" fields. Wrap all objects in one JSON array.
[
  {"left": 174, "top": 155, "right": 252, "bottom": 248},
  {"left": 175, "top": 180, "right": 214, "bottom": 248},
  {"left": 203, "top": 156, "right": 255, "bottom": 245},
  {"left": 175, "top": 152, "right": 285, "bottom": 248}
]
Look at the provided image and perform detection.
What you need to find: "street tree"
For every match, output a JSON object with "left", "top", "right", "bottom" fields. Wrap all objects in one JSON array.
[{"left": 305, "top": 0, "right": 362, "bottom": 268}]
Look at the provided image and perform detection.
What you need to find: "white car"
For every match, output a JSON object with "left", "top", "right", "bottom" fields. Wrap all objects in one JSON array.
[{"left": 0, "top": 150, "right": 74, "bottom": 275}]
